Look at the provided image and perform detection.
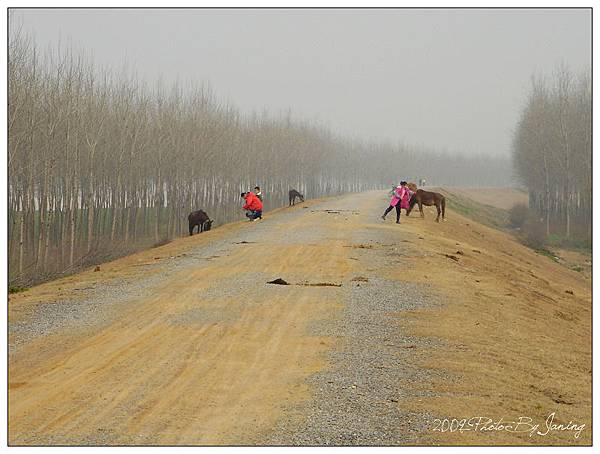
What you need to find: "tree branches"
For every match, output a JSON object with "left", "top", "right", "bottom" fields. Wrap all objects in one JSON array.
[{"left": 512, "top": 66, "right": 591, "bottom": 243}]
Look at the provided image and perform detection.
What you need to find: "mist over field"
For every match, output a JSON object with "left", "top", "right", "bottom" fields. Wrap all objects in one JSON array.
[
  {"left": 8, "top": 8, "right": 591, "bottom": 284},
  {"left": 12, "top": 9, "right": 591, "bottom": 157}
]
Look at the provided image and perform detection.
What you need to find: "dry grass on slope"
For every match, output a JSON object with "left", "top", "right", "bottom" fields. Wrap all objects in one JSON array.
[{"left": 390, "top": 197, "right": 591, "bottom": 445}]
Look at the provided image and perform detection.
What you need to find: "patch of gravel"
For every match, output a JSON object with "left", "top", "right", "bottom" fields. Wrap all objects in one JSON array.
[
  {"left": 268, "top": 199, "right": 446, "bottom": 446},
  {"left": 268, "top": 277, "right": 441, "bottom": 445},
  {"left": 7, "top": 249, "right": 226, "bottom": 354}
]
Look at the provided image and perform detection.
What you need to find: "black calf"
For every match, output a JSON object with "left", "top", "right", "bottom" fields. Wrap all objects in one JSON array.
[{"left": 188, "top": 210, "right": 213, "bottom": 235}]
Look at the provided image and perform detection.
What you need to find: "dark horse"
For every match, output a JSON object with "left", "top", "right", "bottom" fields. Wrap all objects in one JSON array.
[
  {"left": 289, "top": 189, "right": 305, "bottom": 206},
  {"left": 406, "top": 189, "right": 446, "bottom": 222},
  {"left": 188, "top": 210, "right": 213, "bottom": 235}
]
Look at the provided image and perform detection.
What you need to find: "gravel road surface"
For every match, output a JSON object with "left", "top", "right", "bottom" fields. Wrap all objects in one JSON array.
[{"left": 9, "top": 191, "right": 440, "bottom": 446}]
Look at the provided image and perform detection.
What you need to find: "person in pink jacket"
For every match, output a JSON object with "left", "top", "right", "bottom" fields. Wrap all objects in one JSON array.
[
  {"left": 400, "top": 183, "right": 414, "bottom": 211},
  {"left": 381, "top": 181, "right": 409, "bottom": 224}
]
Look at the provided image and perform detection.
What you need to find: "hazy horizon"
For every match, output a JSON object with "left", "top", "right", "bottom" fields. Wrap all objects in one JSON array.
[{"left": 11, "top": 8, "right": 591, "bottom": 157}]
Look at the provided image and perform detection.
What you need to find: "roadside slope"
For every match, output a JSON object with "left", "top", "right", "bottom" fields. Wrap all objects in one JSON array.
[
  {"left": 391, "top": 190, "right": 591, "bottom": 445},
  {"left": 442, "top": 187, "right": 528, "bottom": 210}
]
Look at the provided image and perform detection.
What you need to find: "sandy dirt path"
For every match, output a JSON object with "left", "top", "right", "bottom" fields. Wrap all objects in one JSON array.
[
  {"left": 8, "top": 189, "right": 591, "bottom": 446},
  {"left": 9, "top": 192, "right": 429, "bottom": 445}
]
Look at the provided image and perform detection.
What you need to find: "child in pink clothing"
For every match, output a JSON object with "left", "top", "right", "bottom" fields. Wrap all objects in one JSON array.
[{"left": 401, "top": 185, "right": 414, "bottom": 210}]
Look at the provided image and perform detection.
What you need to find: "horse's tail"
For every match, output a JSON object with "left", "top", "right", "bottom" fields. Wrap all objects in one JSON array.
[{"left": 441, "top": 196, "right": 446, "bottom": 219}]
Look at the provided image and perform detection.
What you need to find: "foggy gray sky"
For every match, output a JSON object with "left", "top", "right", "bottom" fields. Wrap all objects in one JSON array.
[{"left": 13, "top": 8, "right": 591, "bottom": 157}]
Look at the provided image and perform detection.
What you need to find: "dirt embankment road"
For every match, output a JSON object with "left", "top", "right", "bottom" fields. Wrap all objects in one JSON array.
[{"left": 8, "top": 189, "right": 591, "bottom": 446}]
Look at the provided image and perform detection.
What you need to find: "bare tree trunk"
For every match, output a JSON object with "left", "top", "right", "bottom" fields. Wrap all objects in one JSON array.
[
  {"left": 18, "top": 200, "right": 25, "bottom": 275},
  {"left": 154, "top": 171, "right": 161, "bottom": 241},
  {"left": 110, "top": 174, "right": 120, "bottom": 242},
  {"left": 36, "top": 175, "right": 46, "bottom": 271},
  {"left": 543, "top": 155, "right": 551, "bottom": 237},
  {"left": 43, "top": 196, "right": 53, "bottom": 269},
  {"left": 87, "top": 198, "right": 94, "bottom": 253},
  {"left": 69, "top": 187, "right": 76, "bottom": 267},
  {"left": 124, "top": 195, "right": 131, "bottom": 243}
]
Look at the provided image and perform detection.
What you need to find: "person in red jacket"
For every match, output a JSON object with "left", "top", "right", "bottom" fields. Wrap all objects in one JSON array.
[{"left": 241, "top": 191, "right": 263, "bottom": 221}]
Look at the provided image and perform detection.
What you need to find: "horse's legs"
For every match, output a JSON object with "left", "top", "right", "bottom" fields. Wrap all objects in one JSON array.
[
  {"left": 435, "top": 203, "right": 441, "bottom": 222},
  {"left": 419, "top": 201, "right": 425, "bottom": 218},
  {"left": 442, "top": 197, "right": 446, "bottom": 221}
]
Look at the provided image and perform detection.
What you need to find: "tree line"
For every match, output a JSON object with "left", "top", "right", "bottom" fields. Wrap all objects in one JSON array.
[
  {"left": 8, "top": 27, "right": 513, "bottom": 285},
  {"left": 512, "top": 64, "right": 591, "bottom": 245}
]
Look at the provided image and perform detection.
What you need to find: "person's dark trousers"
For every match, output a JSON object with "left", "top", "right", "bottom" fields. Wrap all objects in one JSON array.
[
  {"left": 246, "top": 210, "right": 262, "bottom": 220},
  {"left": 382, "top": 204, "right": 401, "bottom": 222}
]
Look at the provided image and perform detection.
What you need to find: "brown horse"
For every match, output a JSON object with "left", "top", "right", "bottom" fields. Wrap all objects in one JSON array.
[
  {"left": 406, "top": 189, "right": 446, "bottom": 222},
  {"left": 407, "top": 182, "right": 418, "bottom": 193}
]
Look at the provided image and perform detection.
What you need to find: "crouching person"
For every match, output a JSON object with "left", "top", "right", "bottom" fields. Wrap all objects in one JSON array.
[{"left": 241, "top": 191, "right": 263, "bottom": 221}]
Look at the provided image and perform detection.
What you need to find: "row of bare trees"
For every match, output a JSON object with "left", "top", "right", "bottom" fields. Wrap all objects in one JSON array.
[
  {"left": 8, "top": 27, "right": 513, "bottom": 285},
  {"left": 512, "top": 65, "right": 591, "bottom": 244}
]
